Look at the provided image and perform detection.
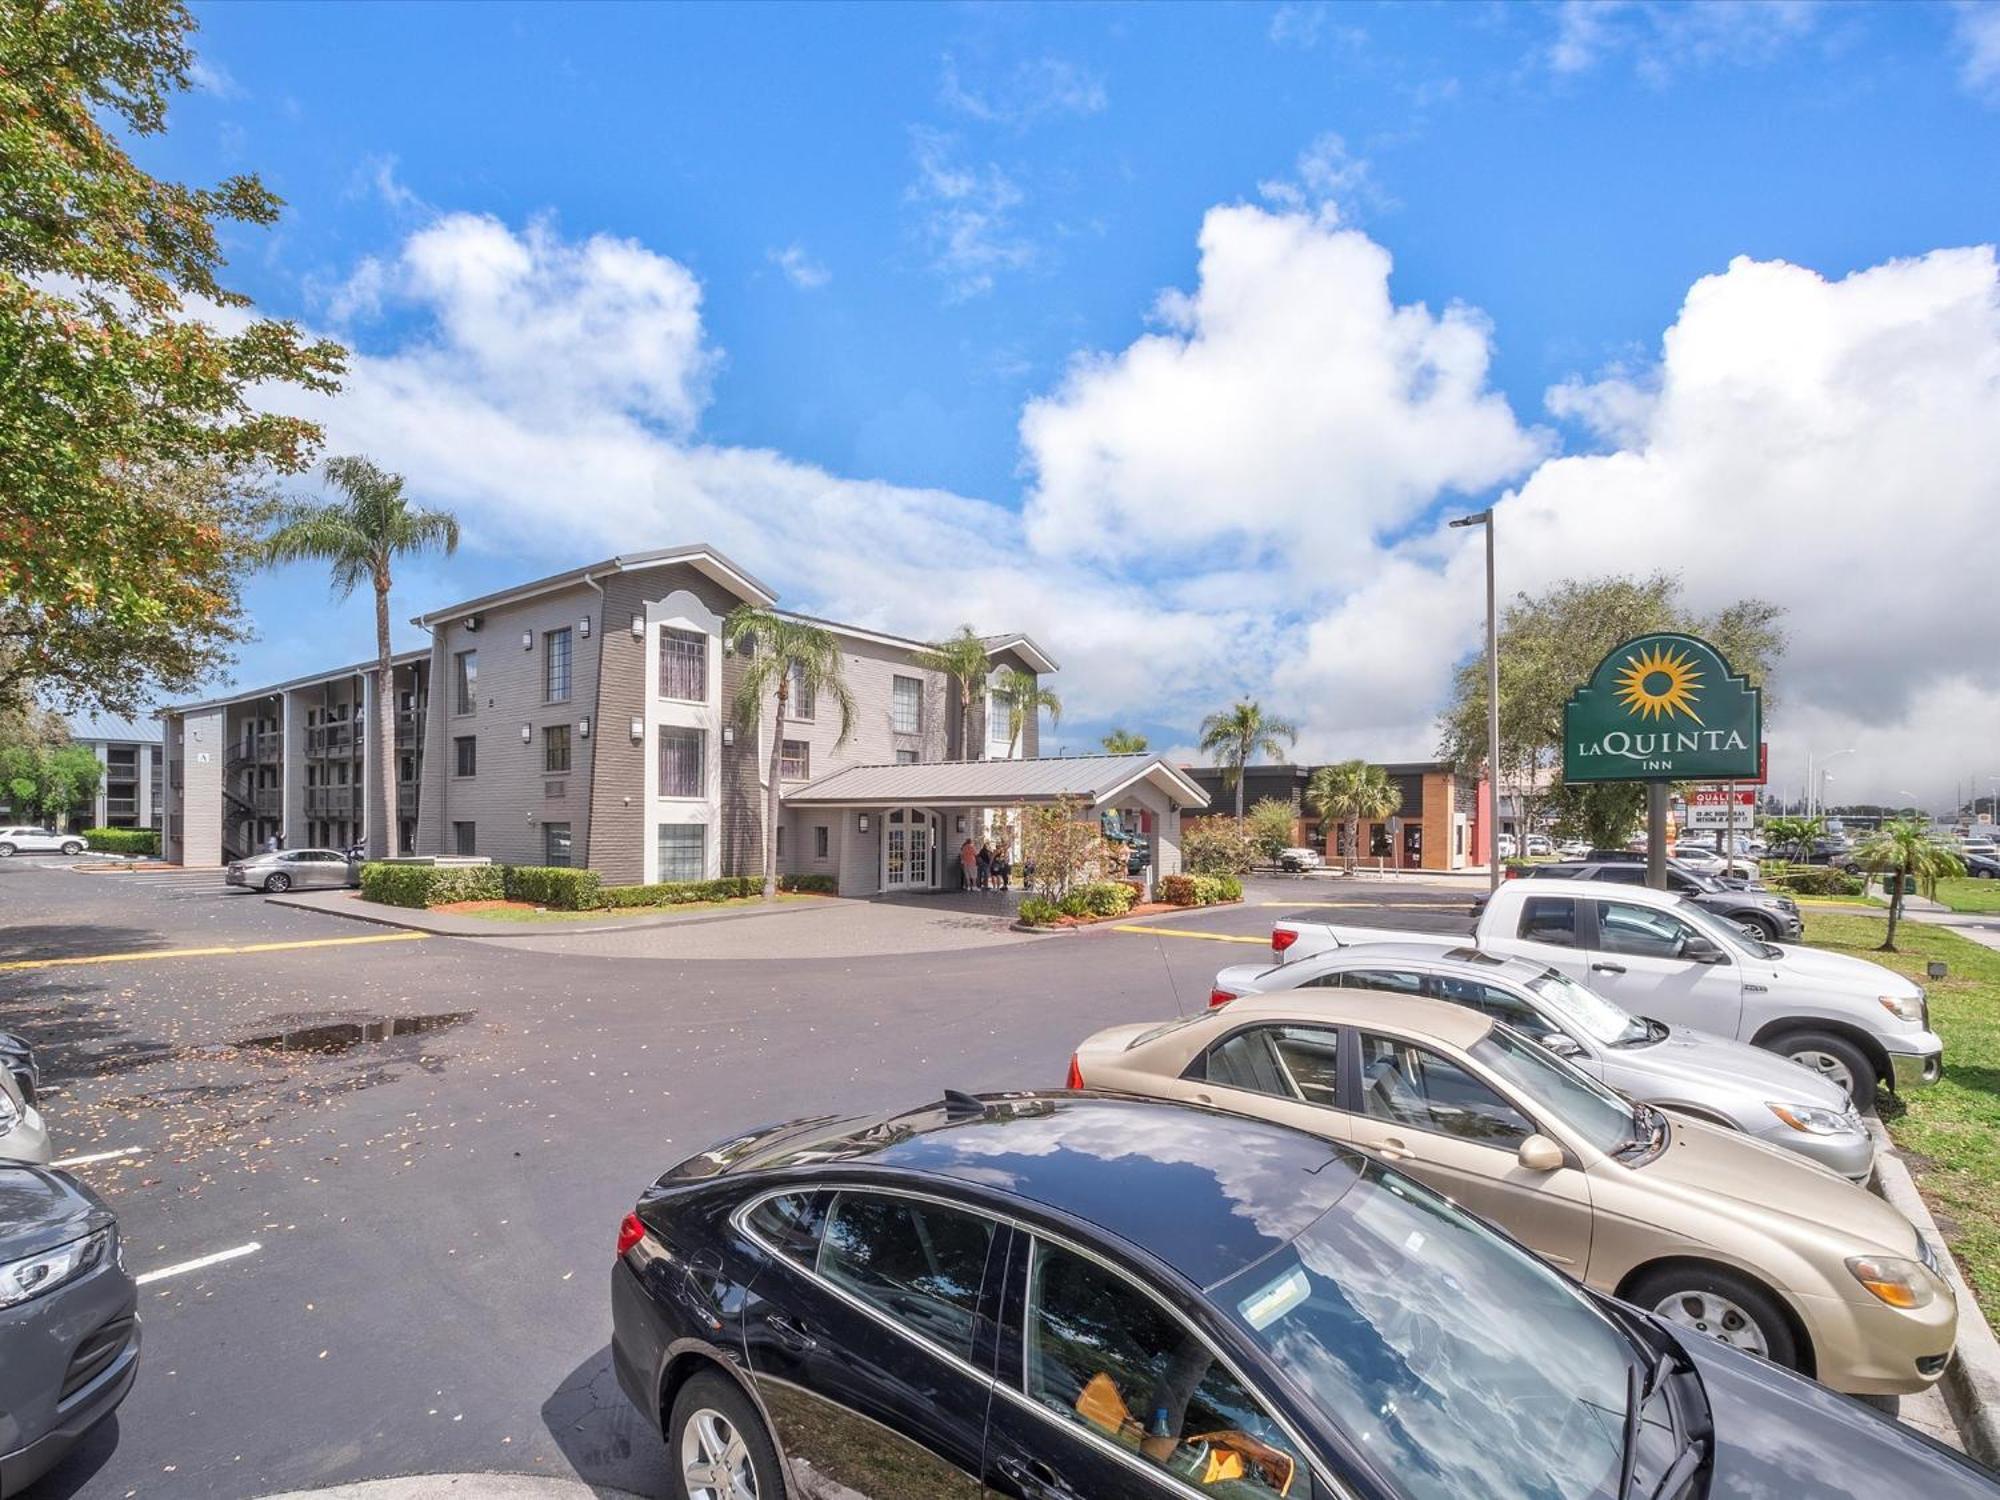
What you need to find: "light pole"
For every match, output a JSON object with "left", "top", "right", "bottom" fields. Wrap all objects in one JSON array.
[
  {"left": 1809, "top": 747, "right": 1854, "bottom": 818},
  {"left": 1450, "top": 509, "right": 1501, "bottom": 894}
]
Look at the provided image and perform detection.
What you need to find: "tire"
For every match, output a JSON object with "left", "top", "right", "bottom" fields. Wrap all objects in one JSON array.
[
  {"left": 666, "top": 1368, "right": 783, "bottom": 1500},
  {"left": 60, "top": 840, "right": 83, "bottom": 856},
  {"left": 1769, "top": 1029, "right": 1879, "bottom": 1112},
  {"left": 1628, "top": 1264, "right": 1801, "bottom": 1372},
  {"left": 1854, "top": 1393, "right": 1901, "bottom": 1417},
  {"left": 1736, "top": 913, "right": 1782, "bottom": 941},
  {"left": 264, "top": 873, "right": 292, "bottom": 893},
  {"left": 0, "top": 844, "right": 13, "bottom": 858}
]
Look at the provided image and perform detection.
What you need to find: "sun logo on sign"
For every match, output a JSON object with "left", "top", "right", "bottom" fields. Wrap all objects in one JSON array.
[{"left": 1614, "top": 643, "right": 1705, "bottom": 724}]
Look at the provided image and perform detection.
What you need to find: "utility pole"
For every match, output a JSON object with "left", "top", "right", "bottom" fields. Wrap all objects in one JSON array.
[{"left": 1450, "top": 508, "right": 1501, "bottom": 894}]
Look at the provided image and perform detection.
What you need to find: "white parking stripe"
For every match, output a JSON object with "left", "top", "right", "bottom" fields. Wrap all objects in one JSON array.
[
  {"left": 135, "top": 1240, "right": 262, "bottom": 1285},
  {"left": 50, "top": 1145, "right": 143, "bottom": 1169}
]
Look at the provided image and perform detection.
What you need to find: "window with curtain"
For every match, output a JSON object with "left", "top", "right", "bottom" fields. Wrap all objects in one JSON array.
[
  {"left": 786, "top": 659, "right": 816, "bottom": 719},
  {"left": 659, "top": 728, "right": 703, "bottom": 798},
  {"left": 780, "top": 739, "right": 810, "bottom": 779},
  {"left": 454, "top": 650, "right": 478, "bottom": 714},
  {"left": 657, "top": 823, "right": 704, "bottom": 881},
  {"left": 660, "top": 627, "right": 706, "bottom": 701}
]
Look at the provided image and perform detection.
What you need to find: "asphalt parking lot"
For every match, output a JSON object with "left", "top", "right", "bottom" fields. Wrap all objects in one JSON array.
[{"left": 0, "top": 861, "right": 1480, "bottom": 1499}]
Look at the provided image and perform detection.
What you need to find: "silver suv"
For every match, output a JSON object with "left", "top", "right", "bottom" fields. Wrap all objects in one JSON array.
[{"left": 0, "top": 827, "right": 84, "bottom": 857}]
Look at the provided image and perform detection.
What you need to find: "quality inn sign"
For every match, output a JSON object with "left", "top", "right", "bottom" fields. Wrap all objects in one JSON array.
[{"left": 1562, "top": 632, "right": 1762, "bottom": 784}]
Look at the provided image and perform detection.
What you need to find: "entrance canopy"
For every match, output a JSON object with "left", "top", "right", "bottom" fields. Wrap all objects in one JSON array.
[{"left": 784, "top": 753, "right": 1210, "bottom": 812}]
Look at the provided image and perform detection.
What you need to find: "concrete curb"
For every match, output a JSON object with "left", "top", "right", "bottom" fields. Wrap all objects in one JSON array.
[
  {"left": 266, "top": 890, "right": 844, "bottom": 938},
  {"left": 255, "top": 1475, "right": 647, "bottom": 1499},
  {"left": 1868, "top": 1116, "right": 2000, "bottom": 1467}
]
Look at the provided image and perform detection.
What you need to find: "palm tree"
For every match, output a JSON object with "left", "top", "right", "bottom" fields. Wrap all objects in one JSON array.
[
  {"left": 1100, "top": 729, "right": 1148, "bottom": 754},
  {"left": 1854, "top": 817, "right": 1963, "bottom": 952},
  {"left": 913, "top": 625, "right": 994, "bottom": 761},
  {"left": 725, "top": 606, "right": 856, "bottom": 900},
  {"left": 994, "top": 666, "right": 1061, "bottom": 758},
  {"left": 1197, "top": 700, "right": 1298, "bottom": 819},
  {"left": 261, "top": 457, "right": 459, "bottom": 860},
  {"left": 1763, "top": 814, "right": 1826, "bottom": 864},
  {"left": 1307, "top": 759, "right": 1402, "bottom": 873}
]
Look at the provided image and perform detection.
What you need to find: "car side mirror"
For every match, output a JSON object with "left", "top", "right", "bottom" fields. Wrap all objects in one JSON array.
[
  {"left": 1685, "top": 938, "right": 1727, "bottom": 965},
  {"left": 1538, "top": 1032, "right": 1586, "bottom": 1059},
  {"left": 1517, "top": 1134, "right": 1565, "bottom": 1173}
]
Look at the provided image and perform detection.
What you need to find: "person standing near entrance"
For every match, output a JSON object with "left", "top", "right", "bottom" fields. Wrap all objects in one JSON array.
[
  {"left": 976, "top": 841, "right": 993, "bottom": 891},
  {"left": 993, "top": 847, "right": 1012, "bottom": 891},
  {"left": 959, "top": 838, "right": 976, "bottom": 890}
]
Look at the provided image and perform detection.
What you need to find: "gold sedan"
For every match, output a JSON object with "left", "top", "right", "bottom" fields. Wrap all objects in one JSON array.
[{"left": 1069, "top": 991, "right": 1956, "bottom": 1402}]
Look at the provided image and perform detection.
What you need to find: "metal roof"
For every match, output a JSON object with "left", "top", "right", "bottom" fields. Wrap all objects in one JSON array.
[
  {"left": 162, "top": 649, "right": 430, "bottom": 714},
  {"left": 66, "top": 713, "right": 161, "bottom": 745},
  {"left": 783, "top": 752, "right": 1210, "bottom": 809},
  {"left": 978, "top": 632, "right": 1061, "bottom": 674},
  {"left": 412, "top": 543, "right": 778, "bottom": 626}
]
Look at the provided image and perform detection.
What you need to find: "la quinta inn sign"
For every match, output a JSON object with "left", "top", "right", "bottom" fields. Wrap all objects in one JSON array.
[{"left": 1563, "top": 633, "right": 1762, "bottom": 784}]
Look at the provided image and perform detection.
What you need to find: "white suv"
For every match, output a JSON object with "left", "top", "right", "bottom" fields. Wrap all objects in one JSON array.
[{"left": 0, "top": 826, "right": 85, "bottom": 857}]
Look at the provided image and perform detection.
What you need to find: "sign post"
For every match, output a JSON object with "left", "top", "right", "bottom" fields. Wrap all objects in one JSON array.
[{"left": 1562, "top": 633, "right": 1763, "bottom": 891}]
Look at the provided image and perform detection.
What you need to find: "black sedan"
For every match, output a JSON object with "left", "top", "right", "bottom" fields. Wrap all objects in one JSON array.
[
  {"left": 1962, "top": 851, "right": 2000, "bottom": 879},
  {"left": 610, "top": 1090, "right": 1997, "bottom": 1500},
  {"left": 0, "top": 1167, "right": 140, "bottom": 1493}
]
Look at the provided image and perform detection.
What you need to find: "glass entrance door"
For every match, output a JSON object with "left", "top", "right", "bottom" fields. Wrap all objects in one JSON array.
[{"left": 882, "top": 808, "right": 936, "bottom": 891}]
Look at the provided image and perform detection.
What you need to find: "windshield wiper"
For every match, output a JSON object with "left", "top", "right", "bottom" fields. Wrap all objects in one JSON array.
[
  {"left": 1613, "top": 1018, "right": 1669, "bottom": 1050},
  {"left": 1616, "top": 1362, "right": 1643, "bottom": 1500}
]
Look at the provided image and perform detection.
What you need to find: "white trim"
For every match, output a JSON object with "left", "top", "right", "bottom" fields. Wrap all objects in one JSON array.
[
  {"left": 414, "top": 548, "right": 776, "bottom": 628},
  {"left": 1095, "top": 760, "right": 1209, "bottom": 809},
  {"left": 980, "top": 634, "right": 1060, "bottom": 674},
  {"left": 643, "top": 590, "right": 724, "bottom": 883}
]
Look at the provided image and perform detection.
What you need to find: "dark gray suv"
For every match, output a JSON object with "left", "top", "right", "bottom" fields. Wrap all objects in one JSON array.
[
  {"left": 1517, "top": 859, "right": 1804, "bottom": 940},
  {"left": 0, "top": 1168, "right": 139, "bottom": 1492}
]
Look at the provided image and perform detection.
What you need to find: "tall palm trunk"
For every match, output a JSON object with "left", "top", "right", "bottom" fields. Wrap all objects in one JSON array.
[
  {"left": 1883, "top": 860, "right": 1906, "bottom": 951},
  {"left": 372, "top": 571, "right": 395, "bottom": 860},
  {"left": 1347, "top": 815, "right": 1359, "bottom": 874},
  {"left": 1233, "top": 744, "right": 1247, "bottom": 820},
  {"left": 763, "top": 682, "right": 788, "bottom": 900}
]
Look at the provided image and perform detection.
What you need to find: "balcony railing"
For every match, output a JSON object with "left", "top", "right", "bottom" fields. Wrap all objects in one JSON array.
[
  {"left": 306, "top": 786, "right": 358, "bottom": 816},
  {"left": 238, "top": 731, "right": 282, "bottom": 762},
  {"left": 306, "top": 725, "right": 364, "bottom": 756},
  {"left": 395, "top": 717, "right": 426, "bottom": 748},
  {"left": 397, "top": 786, "right": 420, "bottom": 814},
  {"left": 252, "top": 787, "right": 281, "bottom": 815}
]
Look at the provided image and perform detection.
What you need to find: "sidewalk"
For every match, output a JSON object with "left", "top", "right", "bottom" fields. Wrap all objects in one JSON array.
[{"left": 266, "top": 886, "right": 844, "bottom": 938}]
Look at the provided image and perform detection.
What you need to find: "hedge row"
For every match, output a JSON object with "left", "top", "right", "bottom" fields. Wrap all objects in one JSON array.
[
  {"left": 83, "top": 827, "right": 158, "bottom": 855},
  {"left": 505, "top": 865, "right": 602, "bottom": 910},
  {"left": 600, "top": 873, "right": 838, "bottom": 907},
  {"left": 359, "top": 862, "right": 505, "bottom": 908},
  {"left": 1156, "top": 873, "right": 1243, "bottom": 907},
  {"left": 1766, "top": 864, "right": 1867, "bottom": 897}
]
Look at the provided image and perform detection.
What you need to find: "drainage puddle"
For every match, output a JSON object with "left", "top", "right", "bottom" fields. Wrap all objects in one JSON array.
[{"left": 233, "top": 1011, "right": 474, "bottom": 1057}]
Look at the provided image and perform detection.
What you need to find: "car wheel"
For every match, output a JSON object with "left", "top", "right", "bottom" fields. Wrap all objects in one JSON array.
[
  {"left": 264, "top": 872, "right": 292, "bottom": 893},
  {"left": 0, "top": 843, "right": 13, "bottom": 858},
  {"left": 1629, "top": 1265, "right": 1800, "bottom": 1370},
  {"left": 1736, "top": 914, "right": 1781, "bottom": 941},
  {"left": 60, "top": 840, "right": 84, "bottom": 855},
  {"left": 1770, "top": 1030, "right": 1878, "bottom": 1112},
  {"left": 1853, "top": 1393, "right": 1901, "bottom": 1417},
  {"left": 667, "top": 1368, "right": 782, "bottom": 1500}
]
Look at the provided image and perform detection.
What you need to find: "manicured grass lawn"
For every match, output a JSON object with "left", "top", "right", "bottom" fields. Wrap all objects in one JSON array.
[
  {"left": 448, "top": 893, "right": 823, "bottom": 923},
  {"left": 1805, "top": 912, "right": 2000, "bottom": 1313},
  {"left": 1935, "top": 876, "right": 2000, "bottom": 915}
]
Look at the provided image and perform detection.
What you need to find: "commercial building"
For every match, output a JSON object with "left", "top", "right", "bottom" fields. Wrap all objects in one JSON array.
[
  {"left": 62, "top": 715, "right": 164, "bottom": 834},
  {"left": 1183, "top": 760, "right": 1491, "bottom": 872},
  {"left": 161, "top": 543, "right": 1204, "bottom": 890}
]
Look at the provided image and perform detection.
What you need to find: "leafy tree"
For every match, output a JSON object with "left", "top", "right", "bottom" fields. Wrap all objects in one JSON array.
[
  {"left": 1197, "top": 700, "right": 1297, "bottom": 819},
  {"left": 1762, "top": 815, "right": 1826, "bottom": 864},
  {"left": 1, "top": 0, "right": 345, "bottom": 717},
  {"left": 1245, "top": 797, "right": 1298, "bottom": 862},
  {"left": 1307, "top": 760, "right": 1403, "bottom": 873},
  {"left": 1438, "top": 574, "right": 1784, "bottom": 848},
  {"left": 913, "top": 626, "right": 993, "bottom": 761},
  {"left": 260, "top": 458, "right": 459, "bottom": 858},
  {"left": 725, "top": 607, "right": 855, "bottom": 899},
  {"left": 0, "top": 741, "right": 102, "bottom": 824},
  {"left": 1854, "top": 818, "right": 1964, "bottom": 953},
  {"left": 1100, "top": 728, "right": 1149, "bottom": 754},
  {"left": 994, "top": 666, "right": 1061, "bottom": 758},
  {"left": 1181, "top": 817, "right": 1257, "bottom": 877},
  {"left": 1020, "top": 795, "right": 1119, "bottom": 902}
]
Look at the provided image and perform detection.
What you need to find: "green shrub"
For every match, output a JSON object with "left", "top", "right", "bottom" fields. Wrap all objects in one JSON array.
[
  {"left": 82, "top": 827, "right": 157, "bottom": 855},
  {"left": 1057, "top": 890, "right": 1092, "bottom": 918},
  {"left": 1158, "top": 872, "right": 1242, "bottom": 907},
  {"left": 1070, "top": 881, "right": 1135, "bottom": 917},
  {"left": 1771, "top": 865, "right": 1866, "bottom": 898},
  {"left": 599, "top": 875, "right": 757, "bottom": 908},
  {"left": 1181, "top": 817, "right": 1257, "bottom": 877},
  {"left": 783, "top": 874, "right": 839, "bottom": 894},
  {"left": 1157, "top": 873, "right": 1197, "bottom": 905},
  {"left": 504, "top": 865, "right": 603, "bottom": 910},
  {"left": 1210, "top": 874, "right": 1243, "bottom": 902},
  {"left": 1018, "top": 897, "right": 1064, "bottom": 926},
  {"left": 359, "top": 862, "right": 505, "bottom": 908}
]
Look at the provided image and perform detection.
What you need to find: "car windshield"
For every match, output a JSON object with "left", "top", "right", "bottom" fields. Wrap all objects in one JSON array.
[
  {"left": 1524, "top": 969, "right": 1649, "bottom": 1048},
  {"left": 1470, "top": 1025, "right": 1639, "bottom": 1156},
  {"left": 1218, "top": 1164, "right": 1634, "bottom": 1500}
]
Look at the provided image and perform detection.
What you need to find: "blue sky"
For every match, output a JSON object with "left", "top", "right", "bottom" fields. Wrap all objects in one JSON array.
[{"left": 143, "top": 1, "right": 2000, "bottom": 803}]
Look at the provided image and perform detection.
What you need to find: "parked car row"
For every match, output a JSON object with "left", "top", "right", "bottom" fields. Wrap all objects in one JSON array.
[{"left": 612, "top": 903, "right": 1992, "bottom": 1499}]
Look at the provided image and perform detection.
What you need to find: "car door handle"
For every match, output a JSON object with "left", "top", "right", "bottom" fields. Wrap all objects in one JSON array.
[
  {"left": 1376, "top": 1137, "right": 1415, "bottom": 1161},
  {"left": 996, "top": 1454, "right": 1080, "bottom": 1498},
  {"left": 1193, "top": 1092, "right": 1214, "bottom": 1106},
  {"left": 762, "top": 1314, "right": 817, "bottom": 1352},
  {"left": 1591, "top": 962, "right": 1627, "bottom": 975}
]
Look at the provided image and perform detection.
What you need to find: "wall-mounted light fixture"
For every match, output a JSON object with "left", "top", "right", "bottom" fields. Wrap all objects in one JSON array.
[
  {"left": 629, "top": 715, "right": 644, "bottom": 741},
  {"left": 579, "top": 616, "right": 591, "bottom": 639},
  {"left": 578, "top": 717, "right": 591, "bottom": 739},
  {"left": 722, "top": 725, "right": 735, "bottom": 747},
  {"left": 956, "top": 814, "right": 967, "bottom": 833},
  {"left": 858, "top": 813, "right": 869, "bottom": 833},
  {"left": 520, "top": 723, "right": 532, "bottom": 743},
  {"left": 521, "top": 631, "right": 533, "bottom": 651},
  {"left": 630, "top": 614, "right": 645, "bottom": 638}
]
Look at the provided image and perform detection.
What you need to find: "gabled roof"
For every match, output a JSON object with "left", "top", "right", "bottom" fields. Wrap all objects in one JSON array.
[
  {"left": 163, "top": 649, "right": 430, "bottom": 714},
  {"left": 66, "top": 713, "right": 161, "bottom": 745},
  {"left": 783, "top": 752, "right": 1209, "bottom": 809},
  {"left": 412, "top": 543, "right": 777, "bottom": 626},
  {"left": 979, "top": 632, "right": 1060, "bottom": 674}
]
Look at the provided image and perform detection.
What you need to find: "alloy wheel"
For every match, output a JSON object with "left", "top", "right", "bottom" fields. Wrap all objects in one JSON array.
[
  {"left": 1788, "top": 1048, "right": 1856, "bottom": 1094},
  {"left": 680, "top": 1407, "right": 758, "bottom": 1500},
  {"left": 1649, "top": 1289, "right": 1771, "bottom": 1357}
]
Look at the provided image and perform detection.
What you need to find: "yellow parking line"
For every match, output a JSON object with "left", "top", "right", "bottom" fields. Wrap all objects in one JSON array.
[
  {"left": 0, "top": 932, "right": 428, "bottom": 973},
  {"left": 1107, "top": 924, "right": 1270, "bottom": 944}
]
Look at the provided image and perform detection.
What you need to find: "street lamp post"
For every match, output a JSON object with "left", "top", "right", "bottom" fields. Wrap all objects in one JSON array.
[
  {"left": 1809, "top": 747, "right": 1855, "bottom": 819},
  {"left": 1450, "top": 509, "right": 1501, "bottom": 894}
]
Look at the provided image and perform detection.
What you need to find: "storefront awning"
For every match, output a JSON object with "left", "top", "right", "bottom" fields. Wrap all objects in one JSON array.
[{"left": 784, "top": 753, "right": 1210, "bottom": 811}]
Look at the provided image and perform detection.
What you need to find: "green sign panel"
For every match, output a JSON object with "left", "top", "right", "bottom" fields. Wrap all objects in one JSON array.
[{"left": 1562, "top": 632, "right": 1762, "bottom": 784}]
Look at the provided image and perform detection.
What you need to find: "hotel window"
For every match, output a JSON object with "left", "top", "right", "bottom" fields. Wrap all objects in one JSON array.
[
  {"left": 659, "top": 727, "right": 703, "bottom": 798},
  {"left": 453, "top": 821, "right": 476, "bottom": 856},
  {"left": 660, "top": 627, "right": 706, "bottom": 701},
  {"left": 780, "top": 739, "right": 810, "bottom": 780},
  {"left": 657, "top": 823, "right": 704, "bottom": 882},
  {"left": 892, "top": 674, "right": 922, "bottom": 735},
  {"left": 545, "top": 628, "right": 572, "bottom": 703},
  {"left": 454, "top": 735, "right": 477, "bottom": 778},
  {"left": 543, "top": 822, "right": 573, "bottom": 867},
  {"left": 814, "top": 825, "right": 829, "bottom": 859},
  {"left": 776, "top": 826, "right": 785, "bottom": 857},
  {"left": 454, "top": 649, "right": 478, "bottom": 714},
  {"left": 544, "top": 723, "right": 571, "bottom": 774},
  {"left": 895, "top": 749, "right": 919, "bottom": 765},
  {"left": 786, "top": 659, "right": 815, "bottom": 720}
]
